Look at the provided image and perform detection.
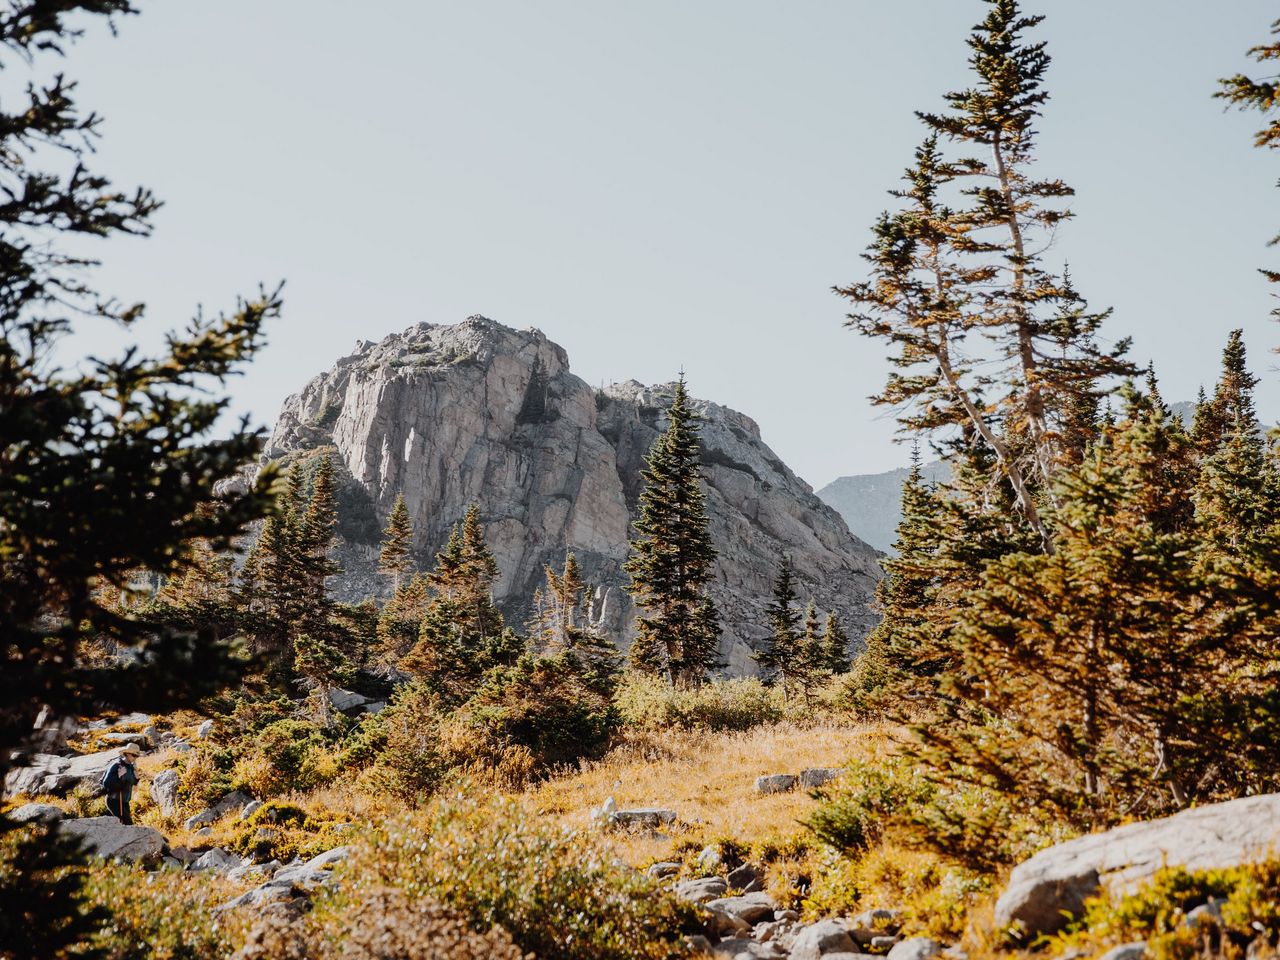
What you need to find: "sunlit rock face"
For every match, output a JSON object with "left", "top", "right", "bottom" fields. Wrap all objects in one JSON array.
[{"left": 265, "top": 316, "right": 881, "bottom": 676}]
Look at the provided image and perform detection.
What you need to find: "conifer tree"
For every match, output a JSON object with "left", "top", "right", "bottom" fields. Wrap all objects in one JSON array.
[
  {"left": 1217, "top": 20, "right": 1280, "bottom": 153},
  {"left": 0, "top": 4, "right": 281, "bottom": 953},
  {"left": 294, "top": 631, "right": 352, "bottom": 726},
  {"left": 821, "top": 613, "right": 851, "bottom": 675},
  {"left": 1195, "top": 331, "right": 1273, "bottom": 550},
  {"left": 378, "top": 494, "right": 415, "bottom": 590},
  {"left": 376, "top": 572, "right": 430, "bottom": 662},
  {"left": 753, "top": 555, "right": 807, "bottom": 699},
  {"left": 624, "top": 377, "right": 721, "bottom": 686}
]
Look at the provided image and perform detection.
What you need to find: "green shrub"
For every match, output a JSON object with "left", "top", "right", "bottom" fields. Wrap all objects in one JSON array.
[
  {"left": 615, "top": 674, "right": 784, "bottom": 732},
  {"left": 341, "top": 791, "right": 701, "bottom": 959}
]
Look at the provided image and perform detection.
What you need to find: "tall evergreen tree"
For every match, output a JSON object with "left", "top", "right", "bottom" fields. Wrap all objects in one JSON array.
[
  {"left": 0, "top": 4, "right": 281, "bottom": 955},
  {"left": 821, "top": 613, "right": 851, "bottom": 675},
  {"left": 753, "top": 555, "right": 809, "bottom": 699},
  {"left": 378, "top": 493, "right": 415, "bottom": 590},
  {"left": 624, "top": 377, "right": 721, "bottom": 686}
]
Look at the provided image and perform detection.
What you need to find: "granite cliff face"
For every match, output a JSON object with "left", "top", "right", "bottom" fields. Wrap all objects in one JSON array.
[{"left": 265, "top": 316, "right": 881, "bottom": 675}]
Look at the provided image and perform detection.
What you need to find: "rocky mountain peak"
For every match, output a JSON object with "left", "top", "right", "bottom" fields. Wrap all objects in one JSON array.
[{"left": 265, "top": 317, "right": 880, "bottom": 675}]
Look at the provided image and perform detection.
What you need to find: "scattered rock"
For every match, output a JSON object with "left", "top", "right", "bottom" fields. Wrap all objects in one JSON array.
[
  {"left": 363, "top": 701, "right": 388, "bottom": 715},
  {"left": 590, "top": 796, "right": 618, "bottom": 823},
  {"left": 1097, "top": 944, "right": 1147, "bottom": 960},
  {"left": 712, "top": 937, "right": 786, "bottom": 959},
  {"left": 610, "top": 807, "right": 678, "bottom": 828},
  {"left": 799, "top": 768, "right": 842, "bottom": 790},
  {"left": 4, "top": 748, "right": 121, "bottom": 797},
  {"left": 328, "top": 688, "right": 370, "bottom": 713},
  {"left": 871, "top": 937, "right": 902, "bottom": 951},
  {"left": 648, "top": 861, "right": 681, "bottom": 880},
  {"left": 706, "top": 892, "right": 776, "bottom": 925},
  {"left": 754, "top": 774, "right": 798, "bottom": 795},
  {"left": 192, "top": 848, "right": 243, "bottom": 872},
  {"left": 728, "top": 862, "right": 761, "bottom": 890},
  {"left": 1184, "top": 898, "right": 1224, "bottom": 929},
  {"left": 789, "top": 919, "right": 857, "bottom": 960},
  {"left": 171, "top": 740, "right": 193, "bottom": 753},
  {"left": 849, "top": 908, "right": 904, "bottom": 946},
  {"left": 886, "top": 938, "right": 942, "bottom": 960},
  {"left": 240, "top": 799, "right": 263, "bottom": 821},
  {"left": 196, "top": 719, "right": 215, "bottom": 739},
  {"left": 996, "top": 793, "right": 1280, "bottom": 935},
  {"left": 184, "top": 789, "right": 253, "bottom": 830},
  {"left": 705, "top": 905, "right": 753, "bottom": 938},
  {"left": 194, "top": 826, "right": 213, "bottom": 838},
  {"left": 697, "top": 844, "right": 724, "bottom": 872},
  {"left": 150, "top": 769, "right": 180, "bottom": 817},
  {"left": 58, "top": 816, "right": 164, "bottom": 863},
  {"left": 8, "top": 802, "right": 66, "bottom": 824},
  {"left": 676, "top": 877, "right": 729, "bottom": 903}
]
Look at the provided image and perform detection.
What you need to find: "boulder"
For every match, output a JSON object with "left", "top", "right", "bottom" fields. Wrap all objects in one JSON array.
[
  {"left": 8, "top": 802, "right": 66, "bottom": 824},
  {"left": 150, "top": 769, "right": 180, "bottom": 817},
  {"left": 58, "top": 816, "right": 164, "bottom": 863},
  {"left": 705, "top": 905, "right": 752, "bottom": 938},
  {"left": 363, "top": 700, "right": 388, "bottom": 715},
  {"left": 799, "top": 768, "right": 842, "bottom": 790},
  {"left": 4, "top": 748, "right": 120, "bottom": 797},
  {"left": 789, "top": 920, "right": 857, "bottom": 960},
  {"left": 327, "top": 688, "right": 370, "bottom": 713},
  {"left": 196, "top": 719, "right": 214, "bottom": 739},
  {"left": 995, "top": 793, "right": 1280, "bottom": 935},
  {"left": 1098, "top": 945, "right": 1147, "bottom": 960},
  {"left": 712, "top": 938, "right": 787, "bottom": 959},
  {"left": 240, "top": 799, "right": 263, "bottom": 821},
  {"left": 706, "top": 891, "right": 776, "bottom": 925},
  {"left": 192, "top": 847, "right": 243, "bottom": 872},
  {"left": 697, "top": 844, "right": 724, "bottom": 872},
  {"left": 676, "top": 877, "right": 729, "bottom": 903},
  {"left": 184, "top": 789, "right": 253, "bottom": 830},
  {"left": 610, "top": 807, "right": 678, "bottom": 828},
  {"left": 99, "top": 732, "right": 149, "bottom": 748},
  {"left": 886, "top": 939, "right": 942, "bottom": 960},
  {"left": 648, "top": 861, "right": 681, "bottom": 880},
  {"left": 755, "top": 774, "right": 798, "bottom": 795},
  {"left": 728, "top": 862, "right": 761, "bottom": 889}
]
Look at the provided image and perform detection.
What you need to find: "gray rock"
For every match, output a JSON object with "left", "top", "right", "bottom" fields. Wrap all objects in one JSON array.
[
  {"left": 262, "top": 317, "right": 881, "bottom": 676},
  {"left": 327, "top": 688, "right": 370, "bottom": 713},
  {"left": 755, "top": 774, "right": 798, "bottom": 795},
  {"left": 995, "top": 793, "right": 1280, "bottom": 935},
  {"left": 789, "top": 919, "right": 857, "bottom": 960},
  {"left": 705, "top": 905, "right": 753, "bottom": 938},
  {"left": 58, "top": 816, "right": 164, "bottom": 863},
  {"left": 4, "top": 748, "right": 121, "bottom": 798},
  {"left": 191, "top": 847, "right": 243, "bottom": 872},
  {"left": 713, "top": 938, "right": 787, "bottom": 959},
  {"left": 648, "top": 861, "right": 681, "bottom": 880},
  {"left": 871, "top": 937, "right": 902, "bottom": 951},
  {"left": 150, "top": 769, "right": 180, "bottom": 817},
  {"left": 228, "top": 863, "right": 272, "bottom": 883},
  {"left": 219, "top": 879, "right": 299, "bottom": 910},
  {"left": 611, "top": 807, "right": 678, "bottom": 828},
  {"left": 8, "top": 802, "right": 66, "bottom": 824},
  {"left": 676, "top": 877, "right": 729, "bottom": 903},
  {"left": 886, "top": 939, "right": 942, "bottom": 960},
  {"left": 1097, "top": 944, "right": 1147, "bottom": 960},
  {"left": 183, "top": 789, "right": 252, "bottom": 830},
  {"left": 728, "top": 862, "right": 761, "bottom": 889},
  {"left": 1184, "top": 898, "right": 1223, "bottom": 929},
  {"left": 697, "top": 844, "right": 724, "bottom": 872},
  {"left": 363, "top": 700, "right": 388, "bottom": 715},
  {"left": 799, "top": 768, "right": 842, "bottom": 789},
  {"left": 240, "top": 799, "right": 263, "bottom": 821},
  {"left": 196, "top": 719, "right": 214, "bottom": 739},
  {"left": 171, "top": 740, "right": 192, "bottom": 753},
  {"left": 705, "top": 891, "right": 776, "bottom": 924}
]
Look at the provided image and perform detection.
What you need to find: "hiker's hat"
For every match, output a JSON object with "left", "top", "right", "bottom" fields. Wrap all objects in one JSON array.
[{"left": 120, "top": 742, "right": 142, "bottom": 756}]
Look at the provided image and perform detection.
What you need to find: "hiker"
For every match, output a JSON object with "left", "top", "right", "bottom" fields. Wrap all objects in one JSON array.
[{"left": 101, "top": 742, "right": 141, "bottom": 825}]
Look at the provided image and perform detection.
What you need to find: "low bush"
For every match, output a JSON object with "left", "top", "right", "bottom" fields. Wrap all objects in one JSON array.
[
  {"left": 340, "top": 791, "right": 701, "bottom": 960},
  {"left": 614, "top": 674, "right": 784, "bottom": 732}
]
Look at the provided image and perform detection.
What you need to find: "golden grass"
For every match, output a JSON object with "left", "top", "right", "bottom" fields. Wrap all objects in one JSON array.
[{"left": 522, "top": 720, "right": 894, "bottom": 867}]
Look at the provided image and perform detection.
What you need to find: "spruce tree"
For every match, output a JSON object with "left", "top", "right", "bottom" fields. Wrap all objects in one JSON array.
[
  {"left": 1217, "top": 20, "right": 1280, "bottom": 152},
  {"left": 378, "top": 493, "right": 415, "bottom": 590},
  {"left": 821, "top": 613, "right": 851, "bottom": 675},
  {"left": 0, "top": 4, "right": 281, "bottom": 953},
  {"left": 624, "top": 377, "right": 721, "bottom": 686},
  {"left": 754, "top": 555, "right": 806, "bottom": 699}
]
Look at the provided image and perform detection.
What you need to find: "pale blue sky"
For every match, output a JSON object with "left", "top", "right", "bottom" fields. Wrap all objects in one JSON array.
[{"left": 56, "top": 1, "right": 1280, "bottom": 487}]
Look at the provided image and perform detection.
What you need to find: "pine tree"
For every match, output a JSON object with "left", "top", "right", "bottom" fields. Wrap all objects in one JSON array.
[
  {"left": 624, "top": 377, "right": 721, "bottom": 686},
  {"left": 299, "top": 453, "right": 340, "bottom": 637},
  {"left": 294, "top": 631, "right": 351, "bottom": 726},
  {"left": 1195, "top": 332, "right": 1273, "bottom": 550},
  {"left": 0, "top": 5, "right": 281, "bottom": 953},
  {"left": 378, "top": 494, "right": 415, "bottom": 590},
  {"left": 821, "top": 613, "right": 851, "bottom": 675},
  {"left": 753, "top": 555, "right": 807, "bottom": 699},
  {"left": 1216, "top": 20, "right": 1280, "bottom": 152}
]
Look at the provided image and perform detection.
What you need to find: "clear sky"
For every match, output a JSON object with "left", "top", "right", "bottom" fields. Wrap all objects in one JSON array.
[{"left": 54, "top": 0, "right": 1280, "bottom": 489}]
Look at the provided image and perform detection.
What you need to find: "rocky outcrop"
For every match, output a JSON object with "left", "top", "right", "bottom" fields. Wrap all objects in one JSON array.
[
  {"left": 995, "top": 792, "right": 1280, "bottom": 935},
  {"left": 58, "top": 817, "right": 165, "bottom": 863},
  {"left": 264, "top": 316, "right": 881, "bottom": 674}
]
